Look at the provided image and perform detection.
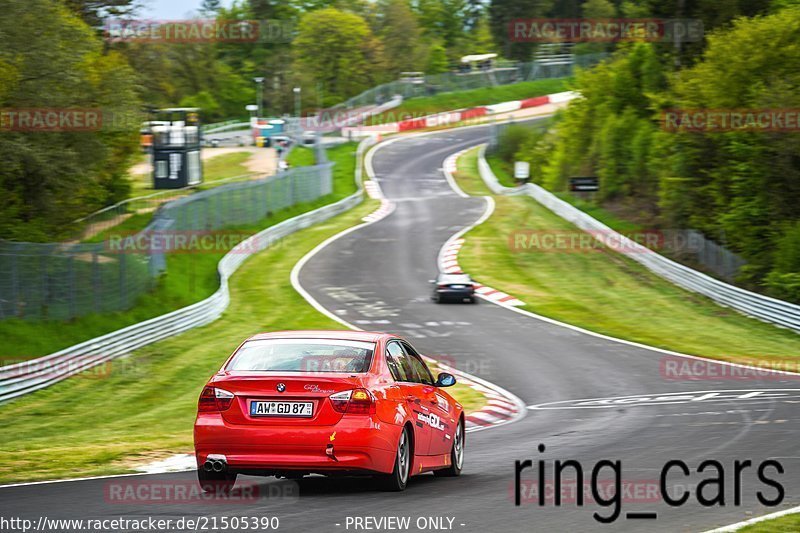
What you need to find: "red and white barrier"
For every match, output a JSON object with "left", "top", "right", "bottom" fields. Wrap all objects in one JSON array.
[{"left": 342, "top": 91, "right": 578, "bottom": 137}]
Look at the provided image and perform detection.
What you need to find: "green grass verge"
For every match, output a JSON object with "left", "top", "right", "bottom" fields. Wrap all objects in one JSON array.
[
  {"left": 486, "top": 154, "right": 644, "bottom": 233},
  {"left": 552, "top": 191, "right": 645, "bottom": 233},
  {"left": 427, "top": 361, "right": 486, "bottom": 414},
  {"left": 0, "top": 142, "right": 485, "bottom": 483},
  {"left": 0, "top": 199, "right": 376, "bottom": 484},
  {"left": 130, "top": 152, "right": 253, "bottom": 195},
  {"left": 0, "top": 143, "right": 359, "bottom": 363},
  {"left": 367, "top": 78, "right": 569, "bottom": 126},
  {"left": 485, "top": 153, "right": 517, "bottom": 188},
  {"left": 286, "top": 145, "right": 315, "bottom": 167},
  {"left": 737, "top": 513, "right": 800, "bottom": 532},
  {"left": 454, "top": 147, "right": 800, "bottom": 366}
]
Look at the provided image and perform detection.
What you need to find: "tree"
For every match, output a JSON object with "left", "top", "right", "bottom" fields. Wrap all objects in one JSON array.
[
  {"left": 470, "top": 10, "right": 496, "bottom": 54},
  {"left": 659, "top": 8, "right": 800, "bottom": 288},
  {"left": 489, "top": 0, "right": 554, "bottom": 61},
  {"left": 293, "top": 8, "right": 386, "bottom": 107},
  {"left": 63, "top": 0, "right": 140, "bottom": 28},
  {"left": 378, "top": 0, "right": 426, "bottom": 75},
  {"left": 0, "top": 0, "right": 141, "bottom": 240},
  {"left": 200, "top": 0, "right": 222, "bottom": 14},
  {"left": 426, "top": 42, "right": 449, "bottom": 73}
]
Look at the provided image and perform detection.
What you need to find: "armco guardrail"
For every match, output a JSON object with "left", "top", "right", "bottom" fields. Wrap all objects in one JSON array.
[
  {"left": 0, "top": 137, "right": 376, "bottom": 403},
  {"left": 476, "top": 144, "right": 800, "bottom": 333},
  {"left": 201, "top": 119, "right": 248, "bottom": 133}
]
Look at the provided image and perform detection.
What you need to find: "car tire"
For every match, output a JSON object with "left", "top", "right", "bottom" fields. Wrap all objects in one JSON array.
[
  {"left": 197, "top": 467, "right": 238, "bottom": 494},
  {"left": 378, "top": 426, "right": 411, "bottom": 491},
  {"left": 434, "top": 419, "right": 464, "bottom": 477},
  {"left": 468, "top": 296, "right": 476, "bottom": 304}
]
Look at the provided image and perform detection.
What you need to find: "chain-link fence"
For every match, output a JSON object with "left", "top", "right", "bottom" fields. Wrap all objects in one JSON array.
[
  {"left": 0, "top": 155, "right": 333, "bottom": 321},
  {"left": 333, "top": 54, "right": 608, "bottom": 110}
]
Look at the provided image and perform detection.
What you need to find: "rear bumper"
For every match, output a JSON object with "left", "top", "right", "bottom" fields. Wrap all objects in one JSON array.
[
  {"left": 435, "top": 289, "right": 474, "bottom": 299},
  {"left": 194, "top": 413, "right": 400, "bottom": 475}
]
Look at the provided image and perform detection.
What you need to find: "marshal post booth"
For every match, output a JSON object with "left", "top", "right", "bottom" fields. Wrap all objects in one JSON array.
[{"left": 150, "top": 108, "right": 203, "bottom": 189}]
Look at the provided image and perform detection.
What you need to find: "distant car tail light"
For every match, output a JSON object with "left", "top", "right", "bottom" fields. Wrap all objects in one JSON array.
[
  {"left": 198, "top": 386, "right": 234, "bottom": 412},
  {"left": 330, "top": 388, "right": 376, "bottom": 414}
]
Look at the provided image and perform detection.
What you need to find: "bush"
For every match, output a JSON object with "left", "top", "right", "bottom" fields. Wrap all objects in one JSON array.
[{"left": 495, "top": 125, "right": 535, "bottom": 164}]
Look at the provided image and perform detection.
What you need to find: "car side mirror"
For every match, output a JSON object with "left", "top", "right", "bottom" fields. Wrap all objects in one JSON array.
[{"left": 435, "top": 372, "right": 456, "bottom": 387}]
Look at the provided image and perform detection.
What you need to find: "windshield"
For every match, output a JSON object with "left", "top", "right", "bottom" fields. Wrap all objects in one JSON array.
[{"left": 226, "top": 339, "right": 375, "bottom": 373}]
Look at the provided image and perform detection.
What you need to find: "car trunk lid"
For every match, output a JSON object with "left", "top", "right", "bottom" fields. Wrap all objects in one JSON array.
[{"left": 213, "top": 372, "right": 363, "bottom": 426}]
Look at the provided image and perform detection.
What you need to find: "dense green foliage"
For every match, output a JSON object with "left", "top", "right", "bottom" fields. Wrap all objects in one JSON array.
[
  {"left": 4, "top": 0, "right": 797, "bottom": 264},
  {"left": 505, "top": 6, "right": 800, "bottom": 299},
  {"left": 0, "top": 0, "right": 140, "bottom": 241}
]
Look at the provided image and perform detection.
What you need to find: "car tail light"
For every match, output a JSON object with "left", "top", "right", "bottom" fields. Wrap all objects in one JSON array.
[
  {"left": 330, "top": 388, "right": 376, "bottom": 414},
  {"left": 198, "top": 386, "right": 234, "bottom": 412}
]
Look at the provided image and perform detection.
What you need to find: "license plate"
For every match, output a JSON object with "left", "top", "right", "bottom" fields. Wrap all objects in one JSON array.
[
  {"left": 450, "top": 285, "right": 465, "bottom": 289},
  {"left": 250, "top": 401, "right": 314, "bottom": 417}
]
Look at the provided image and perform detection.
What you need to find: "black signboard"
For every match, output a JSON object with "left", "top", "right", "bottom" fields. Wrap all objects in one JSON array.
[{"left": 569, "top": 176, "right": 599, "bottom": 192}]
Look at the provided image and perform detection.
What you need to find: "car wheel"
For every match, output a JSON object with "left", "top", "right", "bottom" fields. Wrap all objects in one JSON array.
[
  {"left": 379, "top": 426, "right": 411, "bottom": 491},
  {"left": 197, "top": 467, "right": 238, "bottom": 494},
  {"left": 434, "top": 419, "right": 464, "bottom": 477},
  {"left": 468, "top": 296, "right": 476, "bottom": 304}
]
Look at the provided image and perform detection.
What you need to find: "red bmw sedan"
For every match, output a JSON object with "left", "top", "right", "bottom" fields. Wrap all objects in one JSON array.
[{"left": 194, "top": 331, "right": 465, "bottom": 492}]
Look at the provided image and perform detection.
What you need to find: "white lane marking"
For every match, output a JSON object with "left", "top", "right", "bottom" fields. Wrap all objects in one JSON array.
[
  {"left": 364, "top": 180, "right": 383, "bottom": 199},
  {"left": 528, "top": 389, "right": 800, "bottom": 410},
  {"left": 0, "top": 471, "right": 170, "bottom": 489},
  {"left": 703, "top": 507, "right": 800, "bottom": 532},
  {"left": 292, "top": 136, "right": 527, "bottom": 435},
  {"left": 441, "top": 147, "right": 800, "bottom": 380},
  {"left": 362, "top": 196, "right": 396, "bottom": 223},
  {"left": 438, "top": 149, "right": 524, "bottom": 306},
  {"left": 442, "top": 149, "right": 470, "bottom": 198},
  {"left": 468, "top": 411, "right": 503, "bottom": 424},
  {"left": 0, "top": 134, "right": 522, "bottom": 489},
  {"left": 136, "top": 454, "right": 195, "bottom": 474}
]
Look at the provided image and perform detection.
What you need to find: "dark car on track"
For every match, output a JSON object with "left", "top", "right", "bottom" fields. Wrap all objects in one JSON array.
[{"left": 430, "top": 273, "right": 476, "bottom": 303}]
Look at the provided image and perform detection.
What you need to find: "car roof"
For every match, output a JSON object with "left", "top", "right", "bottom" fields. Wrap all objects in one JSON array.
[
  {"left": 439, "top": 273, "right": 471, "bottom": 280},
  {"left": 247, "top": 330, "right": 389, "bottom": 343}
]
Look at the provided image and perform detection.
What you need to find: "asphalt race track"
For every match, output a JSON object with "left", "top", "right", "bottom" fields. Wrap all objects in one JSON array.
[{"left": 2, "top": 123, "right": 799, "bottom": 532}]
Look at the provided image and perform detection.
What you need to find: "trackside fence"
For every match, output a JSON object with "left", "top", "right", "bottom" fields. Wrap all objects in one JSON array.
[
  {"left": 0, "top": 136, "right": 377, "bottom": 403},
  {"left": 0, "top": 161, "right": 331, "bottom": 321},
  {"left": 476, "top": 144, "right": 800, "bottom": 333},
  {"left": 333, "top": 55, "right": 607, "bottom": 110}
]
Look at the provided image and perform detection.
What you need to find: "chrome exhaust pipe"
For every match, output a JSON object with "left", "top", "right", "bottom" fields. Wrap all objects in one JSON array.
[
  {"left": 212, "top": 459, "right": 226, "bottom": 472},
  {"left": 203, "top": 460, "right": 214, "bottom": 472}
]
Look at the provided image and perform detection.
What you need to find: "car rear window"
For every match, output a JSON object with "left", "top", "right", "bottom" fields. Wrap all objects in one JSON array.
[
  {"left": 440, "top": 275, "right": 471, "bottom": 284},
  {"left": 226, "top": 339, "right": 375, "bottom": 373}
]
